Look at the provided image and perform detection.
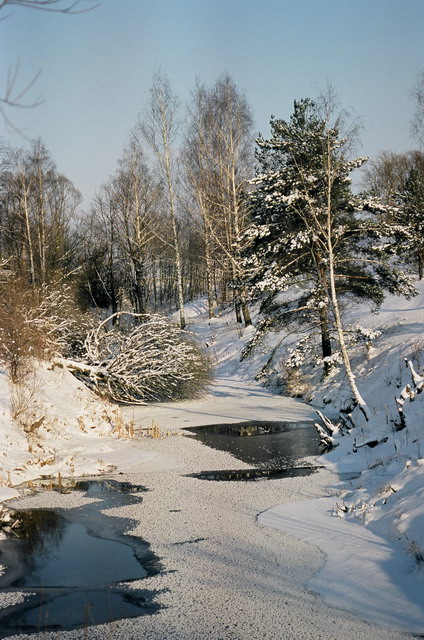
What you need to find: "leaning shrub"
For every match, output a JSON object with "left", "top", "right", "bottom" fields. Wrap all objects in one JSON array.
[
  {"left": 31, "top": 281, "right": 95, "bottom": 358},
  {"left": 76, "top": 312, "right": 212, "bottom": 403}
]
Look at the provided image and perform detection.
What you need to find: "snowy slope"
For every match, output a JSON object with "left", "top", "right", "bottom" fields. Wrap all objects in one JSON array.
[
  {"left": 179, "top": 289, "right": 424, "bottom": 633},
  {"left": 0, "top": 284, "right": 423, "bottom": 634},
  {"left": 0, "top": 361, "right": 157, "bottom": 504},
  {"left": 254, "top": 282, "right": 424, "bottom": 633}
]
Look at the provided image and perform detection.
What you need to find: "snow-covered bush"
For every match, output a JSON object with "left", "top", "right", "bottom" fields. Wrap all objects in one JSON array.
[
  {"left": 32, "top": 282, "right": 95, "bottom": 359},
  {"left": 316, "top": 352, "right": 343, "bottom": 370},
  {"left": 0, "top": 277, "right": 92, "bottom": 382},
  {"left": 349, "top": 324, "right": 382, "bottom": 352},
  {"left": 285, "top": 337, "right": 315, "bottom": 369},
  {"left": 74, "top": 312, "right": 212, "bottom": 403}
]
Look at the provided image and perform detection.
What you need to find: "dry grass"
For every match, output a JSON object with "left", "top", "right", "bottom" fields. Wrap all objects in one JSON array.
[{"left": 10, "top": 372, "right": 43, "bottom": 424}]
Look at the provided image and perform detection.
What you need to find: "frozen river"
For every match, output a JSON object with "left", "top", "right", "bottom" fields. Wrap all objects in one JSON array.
[{"left": 0, "top": 377, "right": 416, "bottom": 639}]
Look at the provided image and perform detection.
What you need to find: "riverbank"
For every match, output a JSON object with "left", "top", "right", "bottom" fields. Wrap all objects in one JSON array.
[
  {"left": 1, "top": 292, "right": 424, "bottom": 637},
  {"left": 4, "top": 414, "right": 416, "bottom": 640}
]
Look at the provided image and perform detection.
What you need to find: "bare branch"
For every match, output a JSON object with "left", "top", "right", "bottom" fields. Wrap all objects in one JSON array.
[
  {"left": 0, "top": 1, "right": 98, "bottom": 134},
  {"left": 411, "top": 69, "right": 424, "bottom": 149},
  {"left": 0, "top": 0, "right": 98, "bottom": 14},
  {"left": 2, "top": 64, "right": 42, "bottom": 109}
]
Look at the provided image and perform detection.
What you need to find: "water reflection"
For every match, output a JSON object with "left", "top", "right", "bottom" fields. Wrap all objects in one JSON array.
[
  {"left": 27, "top": 477, "right": 147, "bottom": 495},
  {"left": 185, "top": 421, "right": 322, "bottom": 470},
  {"left": 0, "top": 480, "right": 159, "bottom": 637},
  {"left": 9, "top": 511, "right": 147, "bottom": 589},
  {"left": 187, "top": 466, "right": 320, "bottom": 481},
  {"left": 2, "top": 590, "right": 151, "bottom": 635}
]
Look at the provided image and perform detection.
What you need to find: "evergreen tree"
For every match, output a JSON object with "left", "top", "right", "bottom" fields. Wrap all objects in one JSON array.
[
  {"left": 242, "top": 98, "right": 415, "bottom": 412},
  {"left": 395, "top": 152, "right": 424, "bottom": 280}
]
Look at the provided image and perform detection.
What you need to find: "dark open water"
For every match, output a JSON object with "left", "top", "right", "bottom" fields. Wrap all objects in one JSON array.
[{"left": 0, "top": 480, "right": 159, "bottom": 637}]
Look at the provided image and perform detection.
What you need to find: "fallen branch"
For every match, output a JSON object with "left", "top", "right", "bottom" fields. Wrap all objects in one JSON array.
[
  {"left": 315, "top": 410, "right": 341, "bottom": 447},
  {"left": 60, "top": 313, "right": 211, "bottom": 404}
]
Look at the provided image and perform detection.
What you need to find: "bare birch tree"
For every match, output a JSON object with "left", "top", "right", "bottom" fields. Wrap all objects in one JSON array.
[
  {"left": 110, "top": 135, "right": 163, "bottom": 315},
  {"left": 412, "top": 69, "right": 424, "bottom": 149},
  {"left": 0, "top": 141, "right": 80, "bottom": 284},
  {"left": 182, "top": 81, "right": 218, "bottom": 318},
  {"left": 362, "top": 150, "right": 411, "bottom": 208},
  {"left": 78, "top": 184, "right": 123, "bottom": 317},
  {"left": 183, "top": 74, "right": 254, "bottom": 325},
  {"left": 138, "top": 71, "right": 186, "bottom": 329}
]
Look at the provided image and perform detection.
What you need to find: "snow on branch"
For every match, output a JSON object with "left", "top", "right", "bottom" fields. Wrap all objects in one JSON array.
[
  {"left": 392, "top": 358, "right": 424, "bottom": 431},
  {"left": 64, "top": 312, "right": 212, "bottom": 404},
  {"left": 406, "top": 359, "right": 424, "bottom": 392},
  {"left": 315, "top": 410, "right": 341, "bottom": 448}
]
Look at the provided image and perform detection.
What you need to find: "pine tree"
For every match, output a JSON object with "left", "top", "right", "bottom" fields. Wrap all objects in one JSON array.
[
  {"left": 242, "top": 98, "right": 415, "bottom": 414},
  {"left": 395, "top": 152, "right": 424, "bottom": 280}
]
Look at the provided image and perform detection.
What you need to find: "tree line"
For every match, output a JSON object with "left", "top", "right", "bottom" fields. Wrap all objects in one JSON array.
[
  {"left": 1, "top": 70, "right": 423, "bottom": 405},
  {"left": 1, "top": 72, "right": 255, "bottom": 325}
]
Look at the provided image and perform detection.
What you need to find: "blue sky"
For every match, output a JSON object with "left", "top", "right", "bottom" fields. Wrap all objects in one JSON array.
[{"left": 2, "top": 0, "right": 424, "bottom": 205}]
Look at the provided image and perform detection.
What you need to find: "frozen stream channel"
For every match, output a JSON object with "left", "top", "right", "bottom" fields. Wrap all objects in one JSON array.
[{"left": 0, "top": 377, "right": 418, "bottom": 639}]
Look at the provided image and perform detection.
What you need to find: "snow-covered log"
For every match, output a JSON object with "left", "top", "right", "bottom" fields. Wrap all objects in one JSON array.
[
  {"left": 392, "top": 359, "right": 424, "bottom": 429},
  {"left": 315, "top": 410, "right": 341, "bottom": 448},
  {"left": 353, "top": 435, "right": 388, "bottom": 449},
  {"left": 406, "top": 359, "right": 424, "bottom": 392},
  {"left": 63, "top": 313, "right": 212, "bottom": 404}
]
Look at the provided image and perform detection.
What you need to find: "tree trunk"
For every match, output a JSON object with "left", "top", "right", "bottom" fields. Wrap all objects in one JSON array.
[
  {"left": 319, "top": 303, "right": 332, "bottom": 368},
  {"left": 325, "top": 142, "right": 369, "bottom": 420},
  {"left": 170, "top": 212, "right": 186, "bottom": 328},
  {"left": 21, "top": 182, "right": 36, "bottom": 286},
  {"left": 234, "top": 297, "right": 242, "bottom": 324},
  {"left": 417, "top": 249, "right": 423, "bottom": 280},
  {"left": 37, "top": 166, "right": 46, "bottom": 285},
  {"left": 161, "top": 110, "right": 186, "bottom": 329},
  {"left": 133, "top": 262, "right": 147, "bottom": 315},
  {"left": 313, "top": 251, "right": 332, "bottom": 367},
  {"left": 240, "top": 290, "right": 252, "bottom": 327},
  {"left": 328, "top": 257, "right": 368, "bottom": 417},
  {"left": 202, "top": 208, "right": 215, "bottom": 319}
]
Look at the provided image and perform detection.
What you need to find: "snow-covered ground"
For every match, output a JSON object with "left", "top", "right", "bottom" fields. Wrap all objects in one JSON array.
[{"left": 0, "top": 287, "right": 423, "bottom": 638}]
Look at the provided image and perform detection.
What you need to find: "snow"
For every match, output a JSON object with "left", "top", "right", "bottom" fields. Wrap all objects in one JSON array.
[
  {"left": 0, "top": 362, "right": 158, "bottom": 486},
  {"left": 0, "top": 289, "right": 423, "bottom": 638},
  {"left": 254, "top": 282, "right": 424, "bottom": 634},
  {"left": 259, "top": 497, "right": 424, "bottom": 634}
]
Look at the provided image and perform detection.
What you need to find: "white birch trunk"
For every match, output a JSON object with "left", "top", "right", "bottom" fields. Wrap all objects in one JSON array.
[
  {"left": 159, "top": 89, "right": 186, "bottom": 329},
  {"left": 325, "top": 139, "right": 370, "bottom": 420},
  {"left": 21, "top": 178, "right": 36, "bottom": 286}
]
